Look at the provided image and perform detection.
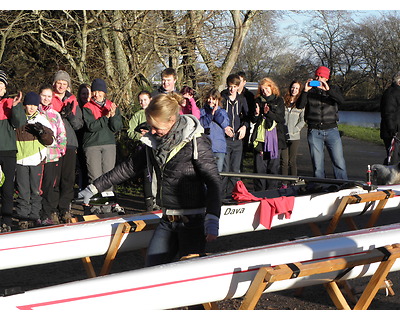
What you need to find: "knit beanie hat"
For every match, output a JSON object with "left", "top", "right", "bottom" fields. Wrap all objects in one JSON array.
[
  {"left": 315, "top": 66, "right": 330, "bottom": 80},
  {"left": 53, "top": 70, "right": 71, "bottom": 87},
  {"left": 23, "top": 91, "right": 41, "bottom": 107},
  {"left": 91, "top": 78, "right": 107, "bottom": 93},
  {"left": 0, "top": 70, "right": 8, "bottom": 86}
]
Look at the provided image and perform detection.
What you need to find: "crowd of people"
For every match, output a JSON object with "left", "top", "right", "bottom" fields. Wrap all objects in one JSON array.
[
  {"left": 76, "top": 65, "right": 348, "bottom": 267},
  {"left": 0, "top": 65, "right": 348, "bottom": 249},
  {"left": 0, "top": 69, "right": 125, "bottom": 232}
]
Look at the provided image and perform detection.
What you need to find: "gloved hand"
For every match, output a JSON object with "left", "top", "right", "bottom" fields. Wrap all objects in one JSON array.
[
  {"left": 78, "top": 184, "right": 98, "bottom": 205},
  {"left": 25, "top": 122, "right": 45, "bottom": 136},
  {"left": 60, "top": 102, "right": 74, "bottom": 118},
  {"left": 33, "top": 122, "right": 45, "bottom": 135}
]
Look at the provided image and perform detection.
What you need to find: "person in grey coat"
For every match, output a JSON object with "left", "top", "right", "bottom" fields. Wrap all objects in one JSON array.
[{"left": 281, "top": 80, "right": 305, "bottom": 180}]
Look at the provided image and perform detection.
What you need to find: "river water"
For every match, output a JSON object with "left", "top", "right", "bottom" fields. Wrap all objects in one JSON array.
[{"left": 339, "top": 111, "right": 380, "bottom": 128}]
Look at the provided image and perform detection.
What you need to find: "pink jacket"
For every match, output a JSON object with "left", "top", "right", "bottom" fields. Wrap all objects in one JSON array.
[
  {"left": 39, "top": 104, "right": 67, "bottom": 162},
  {"left": 180, "top": 97, "right": 200, "bottom": 119}
]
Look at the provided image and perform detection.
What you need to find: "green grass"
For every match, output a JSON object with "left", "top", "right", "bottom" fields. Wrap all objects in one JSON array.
[{"left": 338, "top": 124, "right": 383, "bottom": 145}]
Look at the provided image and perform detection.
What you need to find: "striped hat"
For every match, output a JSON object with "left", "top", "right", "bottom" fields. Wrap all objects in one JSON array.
[{"left": 0, "top": 70, "right": 8, "bottom": 86}]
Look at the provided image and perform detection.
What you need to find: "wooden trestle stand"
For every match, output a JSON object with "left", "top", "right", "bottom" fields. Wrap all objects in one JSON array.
[
  {"left": 237, "top": 190, "right": 398, "bottom": 310},
  {"left": 308, "top": 190, "right": 395, "bottom": 236},
  {"left": 239, "top": 244, "right": 400, "bottom": 310},
  {"left": 73, "top": 214, "right": 158, "bottom": 278}
]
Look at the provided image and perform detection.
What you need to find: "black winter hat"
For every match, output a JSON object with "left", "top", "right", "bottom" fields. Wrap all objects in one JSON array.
[
  {"left": 23, "top": 91, "right": 41, "bottom": 107},
  {"left": 91, "top": 78, "right": 107, "bottom": 93}
]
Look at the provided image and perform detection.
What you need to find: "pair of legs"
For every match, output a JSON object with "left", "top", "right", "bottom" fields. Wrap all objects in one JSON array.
[
  {"left": 0, "top": 155, "right": 17, "bottom": 228},
  {"left": 85, "top": 144, "right": 116, "bottom": 193},
  {"left": 145, "top": 214, "right": 206, "bottom": 267},
  {"left": 253, "top": 150, "right": 280, "bottom": 191},
  {"left": 280, "top": 139, "right": 300, "bottom": 176},
  {"left": 307, "top": 127, "right": 348, "bottom": 180},
  {"left": 41, "top": 160, "right": 62, "bottom": 220},
  {"left": 221, "top": 139, "right": 243, "bottom": 198},
  {"left": 58, "top": 148, "right": 77, "bottom": 214},
  {"left": 383, "top": 137, "right": 400, "bottom": 165},
  {"left": 15, "top": 164, "right": 44, "bottom": 221}
]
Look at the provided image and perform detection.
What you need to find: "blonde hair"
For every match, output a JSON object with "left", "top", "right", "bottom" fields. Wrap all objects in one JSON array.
[
  {"left": 145, "top": 92, "right": 182, "bottom": 124},
  {"left": 256, "top": 77, "right": 280, "bottom": 98}
]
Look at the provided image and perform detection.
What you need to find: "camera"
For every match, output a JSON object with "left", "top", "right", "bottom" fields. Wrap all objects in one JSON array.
[{"left": 309, "top": 80, "right": 321, "bottom": 87}]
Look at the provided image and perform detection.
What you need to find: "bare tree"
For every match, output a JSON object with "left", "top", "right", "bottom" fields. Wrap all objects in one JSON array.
[
  {"left": 191, "top": 10, "right": 260, "bottom": 91},
  {"left": 355, "top": 12, "right": 400, "bottom": 96}
]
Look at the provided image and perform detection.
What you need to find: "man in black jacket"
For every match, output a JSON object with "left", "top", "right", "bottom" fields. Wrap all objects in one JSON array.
[
  {"left": 220, "top": 74, "right": 249, "bottom": 198},
  {"left": 298, "top": 66, "right": 347, "bottom": 180},
  {"left": 380, "top": 72, "right": 400, "bottom": 164}
]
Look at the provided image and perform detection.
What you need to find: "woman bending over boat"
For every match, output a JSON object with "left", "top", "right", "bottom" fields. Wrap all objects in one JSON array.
[{"left": 78, "top": 92, "right": 221, "bottom": 267}]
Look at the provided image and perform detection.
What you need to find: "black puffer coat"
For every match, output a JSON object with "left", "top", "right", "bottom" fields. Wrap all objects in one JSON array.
[
  {"left": 298, "top": 85, "right": 344, "bottom": 129},
  {"left": 92, "top": 130, "right": 221, "bottom": 218},
  {"left": 380, "top": 83, "right": 400, "bottom": 141}
]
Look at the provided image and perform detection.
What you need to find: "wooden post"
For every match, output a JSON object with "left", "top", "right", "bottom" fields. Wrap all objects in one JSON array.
[{"left": 81, "top": 256, "right": 97, "bottom": 278}]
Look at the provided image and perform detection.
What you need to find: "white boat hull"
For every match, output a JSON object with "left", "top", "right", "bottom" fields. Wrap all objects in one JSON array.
[
  {"left": 1, "top": 184, "right": 400, "bottom": 271},
  {"left": 2, "top": 223, "right": 400, "bottom": 310}
]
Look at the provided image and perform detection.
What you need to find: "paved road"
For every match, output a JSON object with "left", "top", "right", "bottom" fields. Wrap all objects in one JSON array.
[{"left": 296, "top": 128, "right": 386, "bottom": 182}]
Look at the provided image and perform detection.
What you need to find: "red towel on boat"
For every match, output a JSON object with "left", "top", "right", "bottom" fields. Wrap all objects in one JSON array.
[{"left": 232, "top": 181, "right": 295, "bottom": 229}]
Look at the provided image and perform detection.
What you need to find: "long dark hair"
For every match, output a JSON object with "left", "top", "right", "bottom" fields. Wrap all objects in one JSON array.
[{"left": 283, "top": 80, "right": 303, "bottom": 107}]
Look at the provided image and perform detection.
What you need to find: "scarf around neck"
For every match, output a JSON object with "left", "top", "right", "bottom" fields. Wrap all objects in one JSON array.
[{"left": 153, "top": 115, "right": 187, "bottom": 166}]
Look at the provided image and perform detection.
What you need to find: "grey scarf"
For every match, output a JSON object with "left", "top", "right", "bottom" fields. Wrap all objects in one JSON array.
[{"left": 154, "top": 116, "right": 187, "bottom": 166}]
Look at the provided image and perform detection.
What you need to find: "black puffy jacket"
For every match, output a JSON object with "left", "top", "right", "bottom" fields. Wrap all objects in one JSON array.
[
  {"left": 298, "top": 85, "right": 344, "bottom": 129},
  {"left": 380, "top": 83, "right": 400, "bottom": 140},
  {"left": 92, "top": 131, "right": 222, "bottom": 218}
]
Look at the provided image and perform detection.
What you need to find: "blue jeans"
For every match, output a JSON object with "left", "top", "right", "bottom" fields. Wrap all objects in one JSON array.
[
  {"left": 214, "top": 152, "right": 225, "bottom": 172},
  {"left": 307, "top": 127, "right": 348, "bottom": 180},
  {"left": 145, "top": 215, "right": 206, "bottom": 267}
]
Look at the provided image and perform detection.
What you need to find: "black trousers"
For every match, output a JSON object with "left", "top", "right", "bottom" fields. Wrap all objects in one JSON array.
[
  {"left": 253, "top": 149, "right": 281, "bottom": 191},
  {"left": 58, "top": 148, "right": 76, "bottom": 213},
  {"left": 0, "top": 154, "right": 17, "bottom": 225},
  {"left": 41, "top": 160, "right": 62, "bottom": 218}
]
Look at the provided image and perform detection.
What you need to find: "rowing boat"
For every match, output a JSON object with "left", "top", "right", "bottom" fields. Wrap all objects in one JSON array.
[
  {"left": 2, "top": 223, "right": 400, "bottom": 310},
  {"left": 1, "top": 182, "right": 400, "bottom": 271}
]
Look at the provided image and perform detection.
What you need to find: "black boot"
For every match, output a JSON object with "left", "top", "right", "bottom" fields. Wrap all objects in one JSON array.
[{"left": 144, "top": 197, "right": 154, "bottom": 212}]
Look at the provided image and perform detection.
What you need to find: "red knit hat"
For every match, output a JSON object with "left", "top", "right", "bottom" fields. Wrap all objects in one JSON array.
[{"left": 315, "top": 66, "right": 330, "bottom": 79}]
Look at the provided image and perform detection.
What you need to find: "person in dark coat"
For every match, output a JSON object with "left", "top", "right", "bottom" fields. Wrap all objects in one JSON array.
[
  {"left": 250, "top": 77, "right": 286, "bottom": 191},
  {"left": 298, "top": 66, "right": 347, "bottom": 180},
  {"left": 0, "top": 70, "right": 26, "bottom": 232},
  {"left": 380, "top": 71, "right": 400, "bottom": 165},
  {"left": 78, "top": 92, "right": 221, "bottom": 267},
  {"left": 220, "top": 74, "right": 249, "bottom": 198}
]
